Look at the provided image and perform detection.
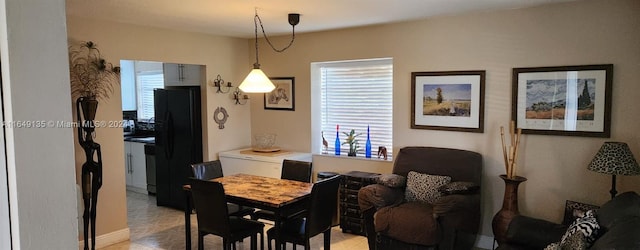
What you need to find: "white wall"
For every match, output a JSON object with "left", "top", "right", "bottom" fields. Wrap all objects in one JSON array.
[{"left": 0, "top": 0, "right": 78, "bottom": 249}]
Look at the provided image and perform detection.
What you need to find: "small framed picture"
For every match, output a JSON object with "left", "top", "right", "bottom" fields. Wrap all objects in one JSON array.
[
  {"left": 264, "top": 77, "right": 295, "bottom": 111},
  {"left": 411, "top": 70, "right": 486, "bottom": 133},
  {"left": 512, "top": 64, "right": 613, "bottom": 137}
]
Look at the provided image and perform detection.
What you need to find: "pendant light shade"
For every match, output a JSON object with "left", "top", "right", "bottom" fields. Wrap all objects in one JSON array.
[{"left": 239, "top": 65, "right": 275, "bottom": 93}]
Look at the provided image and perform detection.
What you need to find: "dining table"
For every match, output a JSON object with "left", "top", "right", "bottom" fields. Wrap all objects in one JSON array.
[{"left": 183, "top": 173, "right": 314, "bottom": 250}]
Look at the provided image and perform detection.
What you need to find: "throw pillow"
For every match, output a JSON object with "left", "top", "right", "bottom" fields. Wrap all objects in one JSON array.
[
  {"left": 560, "top": 231, "right": 587, "bottom": 250},
  {"left": 560, "top": 209, "right": 600, "bottom": 248},
  {"left": 437, "top": 181, "right": 479, "bottom": 195},
  {"left": 375, "top": 174, "right": 406, "bottom": 188},
  {"left": 404, "top": 171, "right": 451, "bottom": 204},
  {"left": 544, "top": 233, "right": 587, "bottom": 250}
]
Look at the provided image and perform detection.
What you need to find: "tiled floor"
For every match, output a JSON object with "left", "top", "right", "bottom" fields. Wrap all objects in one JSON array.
[{"left": 101, "top": 191, "right": 368, "bottom": 249}]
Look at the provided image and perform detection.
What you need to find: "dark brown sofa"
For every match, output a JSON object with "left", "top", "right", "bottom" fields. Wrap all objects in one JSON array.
[
  {"left": 497, "top": 191, "right": 640, "bottom": 250},
  {"left": 358, "top": 146, "right": 483, "bottom": 250}
]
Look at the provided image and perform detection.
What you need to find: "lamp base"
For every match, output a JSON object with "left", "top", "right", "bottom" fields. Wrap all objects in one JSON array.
[{"left": 609, "top": 174, "right": 617, "bottom": 200}]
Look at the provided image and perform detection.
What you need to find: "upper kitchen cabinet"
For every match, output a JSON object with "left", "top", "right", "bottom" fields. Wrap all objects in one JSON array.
[
  {"left": 163, "top": 63, "right": 204, "bottom": 87},
  {"left": 120, "top": 60, "right": 137, "bottom": 111}
]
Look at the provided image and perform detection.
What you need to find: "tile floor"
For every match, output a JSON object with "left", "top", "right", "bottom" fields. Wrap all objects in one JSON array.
[{"left": 100, "top": 191, "right": 368, "bottom": 250}]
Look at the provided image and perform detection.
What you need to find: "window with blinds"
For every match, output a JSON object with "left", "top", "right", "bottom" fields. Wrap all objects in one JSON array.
[
  {"left": 316, "top": 58, "right": 393, "bottom": 158},
  {"left": 135, "top": 62, "right": 164, "bottom": 121}
]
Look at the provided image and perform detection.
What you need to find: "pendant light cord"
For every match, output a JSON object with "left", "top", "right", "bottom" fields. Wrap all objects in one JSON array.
[
  {"left": 254, "top": 10, "right": 296, "bottom": 53},
  {"left": 253, "top": 12, "right": 260, "bottom": 67}
]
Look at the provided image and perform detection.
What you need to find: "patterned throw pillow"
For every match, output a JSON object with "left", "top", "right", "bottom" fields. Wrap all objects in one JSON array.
[
  {"left": 545, "top": 209, "right": 600, "bottom": 250},
  {"left": 437, "top": 181, "right": 479, "bottom": 195},
  {"left": 404, "top": 171, "right": 451, "bottom": 204},
  {"left": 544, "top": 233, "right": 587, "bottom": 250},
  {"left": 376, "top": 174, "right": 407, "bottom": 188}
]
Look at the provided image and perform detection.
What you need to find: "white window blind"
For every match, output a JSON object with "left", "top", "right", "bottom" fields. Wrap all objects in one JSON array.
[
  {"left": 136, "top": 72, "right": 164, "bottom": 121},
  {"left": 319, "top": 58, "right": 393, "bottom": 158}
]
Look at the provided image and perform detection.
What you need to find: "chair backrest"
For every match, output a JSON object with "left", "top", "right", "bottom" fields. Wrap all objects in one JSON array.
[
  {"left": 191, "top": 160, "right": 224, "bottom": 180},
  {"left": 189, "top": 178, "right": 231, "bottom": 236},
  {"left": 305, "top": 175, "right": 341, "bottom": 237},
  {"left": 392, "top": 146, "right": 482, "bottom": 184},
  {"left": 281, "top": 159, "right": 313, "bottom": 183}
]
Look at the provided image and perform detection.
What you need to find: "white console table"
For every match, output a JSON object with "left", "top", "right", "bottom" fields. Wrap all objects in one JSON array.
[{"left": 219, "top": 148, "right": 312, "bottom": 178}]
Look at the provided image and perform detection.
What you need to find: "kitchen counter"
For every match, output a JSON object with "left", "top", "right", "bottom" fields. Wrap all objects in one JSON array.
[{"left": 124, "top": 136, "right": 155, "bottom": 144}]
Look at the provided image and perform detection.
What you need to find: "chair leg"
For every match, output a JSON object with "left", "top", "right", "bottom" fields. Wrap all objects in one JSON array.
[
  {"left": 267, "top": 235, "right": 272, "bottom": 250},
  {"left": 324, "top": 229, "right": 331, "bottom": 250},
  {"left": 251, "top": 235, "right": 257, "bottom": 250},
  {"left": 259, "top": 231, "right": 264, "bottom": 250},
  {"left": 197, "top": 232, "right": 204, "bottom": 250}
]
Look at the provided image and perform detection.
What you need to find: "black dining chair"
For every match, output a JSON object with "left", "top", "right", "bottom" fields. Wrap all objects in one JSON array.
[
  {"left": 266, "top": 175, "right": 341, "bottom": 250},
  {"left": 190, "top": 160, "right": 255, "bottom": 217},
  {"left": 190, "top": 178, "right": 265, "bottom": 250},
  {"left": 280, "top": 159, "right": 313, "bottom": 183},
  {"left": 252, "top": 160, "right": 313, "bottom": 222}
]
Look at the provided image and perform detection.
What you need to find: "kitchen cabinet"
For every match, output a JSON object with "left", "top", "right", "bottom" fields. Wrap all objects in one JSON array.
[
  {"left": 120, "top": 60, "right": 137, "bottom": 111},
  {"left": 124, "top": 141, "right": 147, "bottom": 194},
  {"left": 163, "top": 63, "right": 203, "bottom": 86},
  {"left": 219, "top": 148, "right": 312, "bottom": 178}
]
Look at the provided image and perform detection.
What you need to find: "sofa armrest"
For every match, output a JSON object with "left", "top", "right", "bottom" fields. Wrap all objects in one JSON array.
[
  {"left": 503, "top": 215, "right": 567, "bottom": 249},
  {"left": 358, "top": 184, "right": 404, "bottom": 212}
]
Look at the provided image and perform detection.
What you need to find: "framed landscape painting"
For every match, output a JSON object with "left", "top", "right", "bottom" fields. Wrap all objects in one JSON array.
[
  {"left": 512, "top": 64, "right": 613, "bottom": 137},
  {"left": 264, "top": 77, "right": 295, "bottom": 111},
  {"left": 411, "top": 71, "right": 485, "bottom": 133}
]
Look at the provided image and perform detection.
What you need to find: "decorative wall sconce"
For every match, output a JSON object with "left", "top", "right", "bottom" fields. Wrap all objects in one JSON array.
[
  {"left": 233, "top": 87, "right": 249, "bottom": 105},
  {"left": 213, "top": 74, "right": 233, "bottom": 93}
]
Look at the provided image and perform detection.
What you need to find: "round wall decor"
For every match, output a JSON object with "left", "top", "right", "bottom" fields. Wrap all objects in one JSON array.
[{"left": 213, "top": 106, "right": 229, "bottom": 129}]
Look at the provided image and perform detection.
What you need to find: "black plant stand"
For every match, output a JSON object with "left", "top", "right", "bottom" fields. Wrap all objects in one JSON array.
[{"left": 77, "top": 97, "right": 103, "bottom": 250}]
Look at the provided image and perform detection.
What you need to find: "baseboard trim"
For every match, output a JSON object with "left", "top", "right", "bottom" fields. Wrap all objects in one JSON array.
[
  {"left": 78, "top": 227, "right": 130, "bottom": 249},
  {"left": 475, "top": 234, "right": 495, "bottom": 250}
]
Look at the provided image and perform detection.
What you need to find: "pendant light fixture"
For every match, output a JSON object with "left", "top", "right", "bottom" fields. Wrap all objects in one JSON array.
[{"left": 239, "top": 9, "right": 300, "bottom": 93}]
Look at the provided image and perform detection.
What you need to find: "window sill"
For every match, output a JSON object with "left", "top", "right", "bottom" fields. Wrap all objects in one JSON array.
[{"left": 312, "top": 153, "right": 393, "bottom": 162}]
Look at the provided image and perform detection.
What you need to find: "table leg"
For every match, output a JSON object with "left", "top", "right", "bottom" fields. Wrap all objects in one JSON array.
[
  {"left": 185, "top": 190, "right": 192, "bottom": 250},
  {"left": 274, "top": 211, "right": 281, "bottom": 250}
]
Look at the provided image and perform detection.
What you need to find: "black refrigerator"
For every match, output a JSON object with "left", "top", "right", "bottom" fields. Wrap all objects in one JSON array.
[{"left": 154, "top": 87, "right": 202, "bottom": 210}]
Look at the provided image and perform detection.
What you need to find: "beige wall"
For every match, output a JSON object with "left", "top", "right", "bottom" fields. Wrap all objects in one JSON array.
[
  {"left": 251, "top": 0, "right": 640, "bottom": 241},
  {"left": 66, "top": 17, "right": 253, "bottom": 241}
]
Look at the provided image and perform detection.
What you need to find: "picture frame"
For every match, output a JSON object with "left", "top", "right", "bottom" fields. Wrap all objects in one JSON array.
[
  {"left": 264, "top": 77, "right": 295, "bottom": 111},
  {"left": 512, "top": 64, "right": 613, "bottom": 137},
  {"left": 411, "top": 71, "right": 485, "bottom": 133}
]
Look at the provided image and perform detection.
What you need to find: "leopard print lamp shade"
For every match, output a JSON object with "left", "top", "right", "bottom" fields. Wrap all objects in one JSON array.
[
  {"left": 588, "top": 142, "right": 640, "bottom": 176},
  {"left": 587, "top": 142, "right": 640, "bottom": 199}
]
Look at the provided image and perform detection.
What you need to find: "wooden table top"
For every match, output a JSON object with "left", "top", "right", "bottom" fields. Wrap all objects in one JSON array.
[{"left": 212, "top": 174, "right": 313, "bottom": 209}]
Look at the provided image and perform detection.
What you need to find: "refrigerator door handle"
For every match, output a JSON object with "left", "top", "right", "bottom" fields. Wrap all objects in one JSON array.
[
  {"left": 167, "top": 112, "right": 175, "bottom": 159},
  {"left": 163, "top": 111, "right": 170, "bottom": 159}
]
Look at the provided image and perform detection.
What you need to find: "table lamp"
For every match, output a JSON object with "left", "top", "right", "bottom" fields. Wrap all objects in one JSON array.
[{"left": 587, "top": 142, "right": 640, "bottom": 199}]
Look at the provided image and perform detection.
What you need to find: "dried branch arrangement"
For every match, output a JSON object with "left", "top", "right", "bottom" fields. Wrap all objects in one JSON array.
[
  {"left": 69, "top": 40, "right": 120, "bottom": 101},
  {"left": 500, "top": 121, "right": 522, "bottom": 179}
]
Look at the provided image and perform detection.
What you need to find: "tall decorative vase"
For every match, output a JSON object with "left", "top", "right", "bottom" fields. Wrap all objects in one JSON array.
[
  {"left": 334, "top": 125, "right": 341, "bottom": 155},
  {"left": 492, "top": 174, "right": 527, "bottom": 246},
  {"left": 365, "top": 125, "right": 372, "bottom": 158}
]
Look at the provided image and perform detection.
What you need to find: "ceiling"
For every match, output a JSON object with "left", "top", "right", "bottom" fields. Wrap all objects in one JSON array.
[{"left": 66, "top": 0, "right": 576, "bottom": 38}]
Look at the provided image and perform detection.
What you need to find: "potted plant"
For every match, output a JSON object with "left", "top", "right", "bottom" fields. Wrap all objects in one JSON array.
[
  {"left": 342, "top": 129, "right": 362, "bottom": 156},
  {"left": 69, "top": 40, "right": 120, "bottom": 121}
]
